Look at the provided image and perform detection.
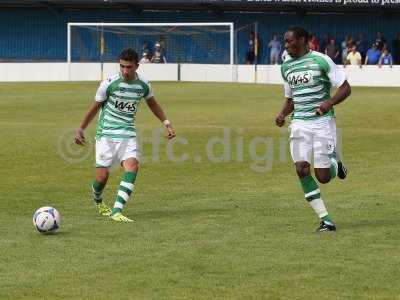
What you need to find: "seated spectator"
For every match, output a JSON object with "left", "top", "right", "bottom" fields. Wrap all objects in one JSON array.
[
  {"left": 142, "top": 41, "right": 152, "bottom": 60},
  {"left": 378, "top": 48, "right": 393, "bottom": 68},
  {"left": 151, "top": 42, "right": 167, "bottom": 63},
  {"left": 139, "top": 52, "right": 151, "bottom": 64},
  {"left": 320, "top": 33, "right": 330, "bottom": 54},
  {"left": 341, "top": 35, "right": 353, "bottom": 65},
  {"left": 345, "top": 45, "right": 362, "bottom": 67},
  {"left": 374, "top": 31, "right": 386, "bottom": 51},
  {"left": 309, "top": 34, "right": 320, "bottom": 52},
  {"left": 364, "top": 43, "right": 381, "bottom": 65},
  {"left": 157, "top": 36, "right": 167, "bottom": 56},
  {"left": 356, "top": 33, "right": 368, "bottom": 63},
  {"left": 325, "top": 38, "right": 339, "bottom": 63}
]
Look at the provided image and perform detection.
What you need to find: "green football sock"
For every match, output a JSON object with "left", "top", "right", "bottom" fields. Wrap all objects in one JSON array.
[
  {"left": 112, "top": 171, "right": 137, "bottom": 215},
  {"left": 300, "top": 175, "right": 320, "bottom": 202},
  {"left": 300, "top": 175, "right": 330, "bottom": 220},
  {"left": 92, "top": 180, "right": 106, "bottom": 204}
]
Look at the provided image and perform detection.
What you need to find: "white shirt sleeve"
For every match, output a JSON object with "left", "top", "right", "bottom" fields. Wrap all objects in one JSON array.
[
  {"left": 95, "top": 79, "right": 111, "bottom": 102},
  {"left": 144, "top": 82, "right": 154, "bottom": 100},
  {"left": 325, "top": 56, "right": 346, "bottom": 87},
  {"left": 284, "top": 82, "right": 292, "bottom": 98}
]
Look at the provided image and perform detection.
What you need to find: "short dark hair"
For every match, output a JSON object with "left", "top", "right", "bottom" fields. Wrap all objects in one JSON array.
[
  {"left": 119, "top": 48, "right": 139, "bottom": 63},
  {"left": 287, "top": 26, "right": 310, "bottom": 43}
]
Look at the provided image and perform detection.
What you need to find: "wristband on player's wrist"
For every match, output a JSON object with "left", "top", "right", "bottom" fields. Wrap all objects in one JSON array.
[{"left": 163, "top": 119, "right": 171, "bottom": 127}]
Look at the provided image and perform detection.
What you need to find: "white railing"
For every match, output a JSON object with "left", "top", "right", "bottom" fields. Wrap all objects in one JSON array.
[{"left": 0, "top": 63, "right": 399, "bottom": 87}]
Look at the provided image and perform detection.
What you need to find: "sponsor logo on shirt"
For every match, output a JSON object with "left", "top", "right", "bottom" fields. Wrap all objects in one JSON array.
[
  {"left": 114, "top": 101, "right": 137, "bottom": 112},
  {"left": 287, "top": 71, "right": 313, "bottom": 87}
]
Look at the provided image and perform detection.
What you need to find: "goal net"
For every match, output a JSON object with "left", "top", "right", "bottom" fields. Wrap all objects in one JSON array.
[{"left": 67, "top": 22, "right": 234, "bottom": 78}]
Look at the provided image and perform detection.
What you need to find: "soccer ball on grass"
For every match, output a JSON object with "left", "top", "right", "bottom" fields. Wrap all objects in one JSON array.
[{"left": 33, "top": 206, "right": 61, "bottom": 234}]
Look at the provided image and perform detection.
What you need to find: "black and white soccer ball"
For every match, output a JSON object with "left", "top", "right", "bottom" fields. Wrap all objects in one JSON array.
[{"left": 33, "top": 206, "right": 61, "bottom": 234}]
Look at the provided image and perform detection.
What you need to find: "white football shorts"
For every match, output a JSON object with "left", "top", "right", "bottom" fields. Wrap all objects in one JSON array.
[
  {"left": 289, "top": 118, "right": 337, "bottom": 168},
  {"left": 95, "top": 137, "right": 140, "bottom": 168}
]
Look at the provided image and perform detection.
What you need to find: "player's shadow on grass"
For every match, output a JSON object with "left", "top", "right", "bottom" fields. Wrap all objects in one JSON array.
[{"left": 136, "top": 207, "right": 232, "bottom": 219}]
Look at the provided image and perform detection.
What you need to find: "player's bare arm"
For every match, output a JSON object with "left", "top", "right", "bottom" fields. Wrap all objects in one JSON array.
[
  {"left": 75, "top": 101, "right": 103, "bottom": 145},
  {"left": 146, "top": 96, "right": 176, "bottom": 139},
  {"left": 275, "top": 97, "right": 294, "bottom": 127},
  {"left": 316, "top": 80, "right": 351, "bottom": 115}
]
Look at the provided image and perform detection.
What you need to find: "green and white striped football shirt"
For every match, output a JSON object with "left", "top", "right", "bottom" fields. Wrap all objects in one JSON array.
[
  {"left": 95, "top": 72, "right": 153, "bottom": 139},
  {"left": 281, "top": 51, "right": 346, "bottom": 120}
]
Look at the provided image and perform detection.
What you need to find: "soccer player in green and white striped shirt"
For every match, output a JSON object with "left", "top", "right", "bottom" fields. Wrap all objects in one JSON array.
[
  {"left": 75, "top": 48, "right": 176, "bottom": 222},
  {"left": 276, "top": 27, "right": 351, "bottom": 232}
]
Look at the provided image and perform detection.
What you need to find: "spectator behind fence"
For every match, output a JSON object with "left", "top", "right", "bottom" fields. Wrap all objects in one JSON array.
[
  {"left": 378, "top": 48, "right": 393, "bottom": 68},
  {"left": 325, "top": 38, "right": 339, "bottom": 63},
  {"left": 320, "top": 33, "right": 330, "bottom": 53},
  {"left": 345, "top": 45, "right": 362, "bottom": 67},
  {"left": 392, "top": 32, "right": 400, "bottom": 64},
  {"left": 309, "top": 34, "right": 320, "bottom": 52},
  {"left": 374, "top": 31, "right": 386, "bottom": 51},
  {"left": 151, "top": 42, "right": 166, "bottom": 63},
  {"left": 139, "top": 52, "right": 151, "bottom": 64},
  {"left": 142, "top": 41, "right": 152, "bottom": 60},
  {"left": 246, "top": 31, "right": 256, "bottom": 64},
  {"left": 268, "top": 34, "right": 281, "bottom": 64},
  {"left": 256, "top": 35, "right": 262, "bottom": 64},
  {"left": 245, "top": 31, "right": 262, "bottom": 64},
  {"left": 157, "top": 36, "right": 167, "bottom": 57},
  {"left": 365, "top": 43, "right": 381, "bottom": 65},
  {"left": 356, "top": 33, "right": 368, "bottom": 63},
  {"left": 341, "top": 35, "right": 353, "bottom": 64}
]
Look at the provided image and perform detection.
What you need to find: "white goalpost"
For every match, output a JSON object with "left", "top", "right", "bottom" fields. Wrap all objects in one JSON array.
[{"left": 67, "top": 22, "right": 235, "bottom": 81}]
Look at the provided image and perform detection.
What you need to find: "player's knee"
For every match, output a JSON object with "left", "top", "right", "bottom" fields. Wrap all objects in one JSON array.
[
  {"left": 315, "top": 173, "right": 331, "bottom": 184},
  {"left": 127, "top": 164, "right": 139, "bottom": 172},
  {"left": 123, "top": 159, "right": 139, "bottom": 172},
  {"left": 295, "top": 162, "right": 310, "bottom": 178}
]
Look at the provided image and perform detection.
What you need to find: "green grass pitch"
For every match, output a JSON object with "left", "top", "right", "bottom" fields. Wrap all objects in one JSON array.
[{"left": 0, "top": 81, "right": 399, "bottom": 299}]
